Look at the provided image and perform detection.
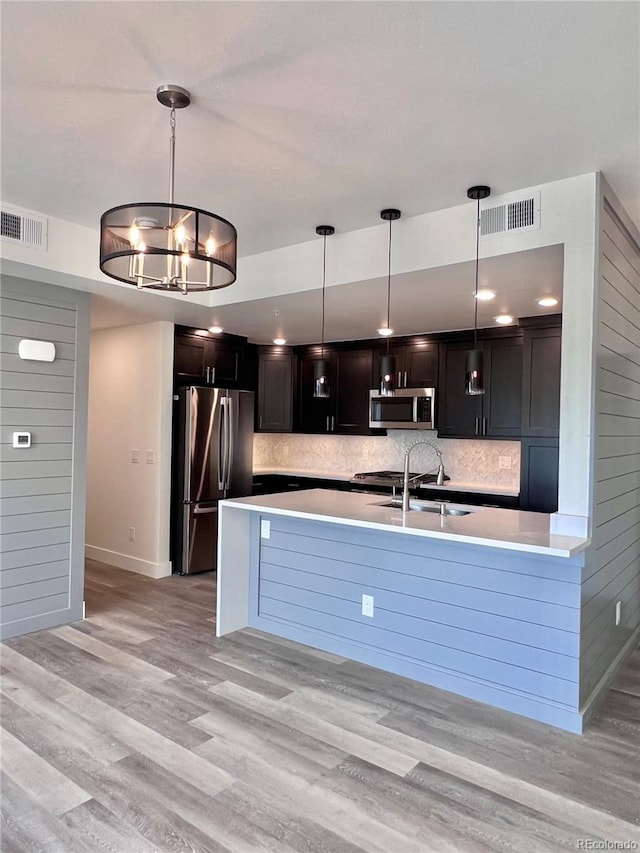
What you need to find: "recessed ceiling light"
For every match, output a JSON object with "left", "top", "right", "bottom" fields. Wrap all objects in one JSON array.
[
  {"left": 273, "top": 337, "right": 287, "bottom": 345},
  {"left": 377, "top": 327, "right": 394, "bottom": 337},
  {"left": 495, "top": 314, "right": 514, "bottom": 325},
  {"left": 536, "top": 296, "right": 558, "bottom": 308},
  {"left": 475, "top": 290, "right": 496, "bottom": 301},
  {"left": 208, "top": 325, "right": 223, "bottom": 334}
]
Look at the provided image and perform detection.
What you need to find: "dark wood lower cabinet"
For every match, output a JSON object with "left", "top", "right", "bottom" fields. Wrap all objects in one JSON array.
[{"left": 520, "top": 438, "right": 559, "bottom": 512}]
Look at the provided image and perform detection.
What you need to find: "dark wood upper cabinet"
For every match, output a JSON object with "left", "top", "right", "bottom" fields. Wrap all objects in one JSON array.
[
  {"left": 296, "top": 350, "right": 334, "bottom": 433},
  {"left": 403, "top": 342, "right": 439, "bottom": 388},
  {"left": 372, "top": 341, "right": 438, "bottom": 390},
  {"left": 437, "top": 336, "right": 522, "bottom": 439},
  {"left": 521, "top": 325, "right": 562, "bottom": 437},
  {"left": 257, "top": 349, "right": 294, "bottom": 432},
  {"left": 437, "top": 340, "right": 479, "bottom": 436},
  {"left": 173, "top": 327, "right": 247, "bottom": 388},
  {"left": 334, "top": 349, "right": 375, "bottom": 434}
]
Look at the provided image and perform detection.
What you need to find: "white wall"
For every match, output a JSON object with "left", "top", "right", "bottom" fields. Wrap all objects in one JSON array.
[{"left": 86, "top": 322, "right": 174, "bottom": 577}]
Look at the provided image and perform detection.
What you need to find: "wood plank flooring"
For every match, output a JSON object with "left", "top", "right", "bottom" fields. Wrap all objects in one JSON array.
[{"left": 1, "top": 558, "right": 639, "bottom": 852}]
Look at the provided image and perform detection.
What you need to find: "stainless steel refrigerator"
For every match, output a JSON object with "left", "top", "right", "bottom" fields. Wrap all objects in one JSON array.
[{"left": 173, "top": 386, "right": 254, "bottom": 575}]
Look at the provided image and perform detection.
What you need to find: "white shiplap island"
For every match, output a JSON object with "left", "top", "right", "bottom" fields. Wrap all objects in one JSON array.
[{"left": 216, "top": 489, "right": 591, "bottom": 732}]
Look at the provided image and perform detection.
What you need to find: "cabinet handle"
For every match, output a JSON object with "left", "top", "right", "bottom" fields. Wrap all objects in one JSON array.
[
  {"left": 259, "top": 415, "right": 263, "bottom": 429},
  {"left": 331, "top": 416, "right": 335, "bottom": 431},
  {"left": 404, "top": 371, "right": 408, "bottom": 387},
  {"left": 205, "top": 366, "right": 210, "bottom": 383},
  {"left": 397, "top": 372, "right": 401, "bottom": 387},
  {"left": 326, "top": 416, "right": 330, "bottom": 431},
  {"left": 211, "top": 367, "right": 215, "bottom": 384},
  {"left": 483, "top": 417, "right": 487, "bottom": 435},
  {"left": 475, "top": 417, "right": 479, "bottom": 435}
]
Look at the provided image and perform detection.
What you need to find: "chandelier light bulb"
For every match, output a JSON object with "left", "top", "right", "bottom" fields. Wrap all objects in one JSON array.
[
  {"left": 129, "top": 225, "right": 140, "bottom": 247},
  {"left": 205, "top": 236, "right": 216, "bottom": 256}
]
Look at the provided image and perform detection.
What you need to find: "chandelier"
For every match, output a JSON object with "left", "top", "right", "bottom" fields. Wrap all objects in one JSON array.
[{"left": 99, "top": 85, "right": 237, "bottom": 295}]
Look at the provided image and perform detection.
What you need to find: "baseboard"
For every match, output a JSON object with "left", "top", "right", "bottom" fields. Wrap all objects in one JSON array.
[
  {"left": 580, "top": 625, "right": 640, "bottom": 726},
  {"left": 85, "top": 545, "right": 172, "bottom": 579}
]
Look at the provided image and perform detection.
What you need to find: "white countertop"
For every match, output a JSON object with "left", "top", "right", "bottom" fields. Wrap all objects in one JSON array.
[
  {"left": 222, "top": 489, "right": 589, "bottom": 558},
  {"left": 253, "top": 468, "right": 519, "bottom": 497}
]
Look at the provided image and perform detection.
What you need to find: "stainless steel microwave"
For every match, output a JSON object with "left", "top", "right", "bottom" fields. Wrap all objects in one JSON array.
[{"left": 369, "top": 387, "right": 436, "bottom": 429}]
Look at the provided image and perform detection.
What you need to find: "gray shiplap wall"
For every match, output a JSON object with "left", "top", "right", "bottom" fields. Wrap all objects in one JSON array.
[
  {"left": 252, "top": 514, "right": 585, "bottom": 732},
  {"left": 580, "top": 181, "right": 640, "bottom": 707},
  {"left": 0, "top": 275, "right": 89, "bottom": 640}
]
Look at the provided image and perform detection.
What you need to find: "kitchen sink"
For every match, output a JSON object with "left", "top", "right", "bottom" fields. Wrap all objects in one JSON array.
[{"left": 379, "top": 499, "right": 475, "bottom": 516}]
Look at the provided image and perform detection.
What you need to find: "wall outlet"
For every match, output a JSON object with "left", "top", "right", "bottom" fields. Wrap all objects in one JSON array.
[
  {"left": 145, "top": 450, "right": 155, "bottom": 465},
  {"left": 361, "top": 594, "right": 374, "bottom": 618},
  {"left": 498, "top": 456, "right": 512, "bottom": 470},
  {"left": 260, "top": 520, "right": 271, "bottom": 540},
  {"left": 130, "top": 449, "right": 140, "bottom": 463},
  {"left": 128, "top": 526, "right": 135, "bottom": 542},
  {"left": 615, "top": 601, "right": 621, "bottom": 626}
]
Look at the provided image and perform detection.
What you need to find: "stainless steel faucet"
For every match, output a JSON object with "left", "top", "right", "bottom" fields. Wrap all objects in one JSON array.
[{"left": 402, "top": 440, "right": 446, "bottom": 511}]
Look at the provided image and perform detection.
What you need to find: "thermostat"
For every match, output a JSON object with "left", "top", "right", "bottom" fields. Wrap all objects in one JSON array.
[{"left": 12, "top": 432, "right": 31, "bottom": 448}]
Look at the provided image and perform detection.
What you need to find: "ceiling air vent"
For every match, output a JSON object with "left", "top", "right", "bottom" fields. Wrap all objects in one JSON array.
[
  {"left": 0, "top": 205, "right": 48, "bottom": 250},
  {"left": 480, "top": 190, "right": 540, "bottom": 237}
]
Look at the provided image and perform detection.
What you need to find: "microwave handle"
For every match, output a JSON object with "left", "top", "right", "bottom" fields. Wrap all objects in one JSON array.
[{"left": 412, "top": 395, "right": 419, "bottom": 422}]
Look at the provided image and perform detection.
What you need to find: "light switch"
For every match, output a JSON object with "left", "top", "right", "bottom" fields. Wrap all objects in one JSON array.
[
  {"left": 145, "top": 450, "right": 155, "bottom": 465},
  {"left": 131, "top": 449, "right": 140, "bottom": 463},
  {"left": 260, "top": 520, "right": 271, "bottom": 539}
]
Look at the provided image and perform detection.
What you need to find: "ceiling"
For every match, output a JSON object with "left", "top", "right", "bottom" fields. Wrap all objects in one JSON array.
[
  {"left": 0, "top": 2, "right": 635, "bottom": 341},
  {"left": 90, "top": 244, "right": 564, "bottom": 343}
]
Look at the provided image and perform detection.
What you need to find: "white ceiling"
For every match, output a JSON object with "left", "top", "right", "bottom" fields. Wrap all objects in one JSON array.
[
  {"left": 90, "top": 244, "right": 564, "bottom": 343},
  {"left": 1, "top": 2, "right": 636, "bottom": 340}
]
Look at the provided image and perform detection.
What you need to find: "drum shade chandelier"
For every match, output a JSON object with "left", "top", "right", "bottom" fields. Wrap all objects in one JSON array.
[
  {"left": 378, "top": 208, "right": 401, "bottom": 396},
  {"left": 99, "top": 85, "right": 237, "bottom": 295},
  {"left": 313, "top": 225, "right": 335, "bottom": 398},
  {"left": 465, "top": 185, "right": 490, "bottom": 395}
]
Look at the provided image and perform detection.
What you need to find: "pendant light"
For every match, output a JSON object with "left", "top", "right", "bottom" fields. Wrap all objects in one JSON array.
[
  {"left": 465, "top": 186, "right": 490, "bottom": 395},
  {"left": 313, "top": 225, "right": 334, "bottom": 398},
  {"left": 378, "top": 208, "right": 401, "bottom": 396},
  {"left": 99, "top": 85, "right": 237, "bottom": 295}
]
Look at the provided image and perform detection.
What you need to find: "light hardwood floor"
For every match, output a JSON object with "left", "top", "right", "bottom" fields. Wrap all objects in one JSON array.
[{"left": 1, "top": 559, "right": 639, "bottom": 852}]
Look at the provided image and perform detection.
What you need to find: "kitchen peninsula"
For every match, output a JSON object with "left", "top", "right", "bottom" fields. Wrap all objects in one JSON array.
[{"left": 217, "top": 489, "right": 590, "bottom": 733}]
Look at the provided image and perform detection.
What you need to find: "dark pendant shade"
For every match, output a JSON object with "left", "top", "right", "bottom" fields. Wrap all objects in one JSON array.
[
  {"left": 465, "top": 348, "right": 485, "bottom": 395},
  {"left": 313, "top": 359, "right": 330, "bottom": 398},
  {"left": 379, "top": 354, "right": 396, "bottom": 396}
]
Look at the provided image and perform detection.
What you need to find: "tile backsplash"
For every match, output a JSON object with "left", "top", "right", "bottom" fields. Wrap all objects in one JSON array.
[{"left": 254, "top": 432, "right": 521, "bottom": 488}]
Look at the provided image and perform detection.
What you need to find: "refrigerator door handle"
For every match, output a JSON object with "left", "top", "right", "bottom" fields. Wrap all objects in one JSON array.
[
  {"left": 218, "top": 397, "right": 228, "bottom": 491},
  {"left": 225, "top": 394, "right": 235, "bottom": 490},
  {"left": 194, "top": 505, "right": 218, "bottom": 515}
]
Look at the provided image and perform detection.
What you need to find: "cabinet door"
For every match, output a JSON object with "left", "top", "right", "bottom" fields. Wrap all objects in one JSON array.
[
  {"left": 403, "top": 343, "right": 438, "bottom": 388},
  {"left": 205, "top": 340, "right": 239, "bottom": 385},
  {"left": 174, "top": 335, "right": 205, "bottom": 383},
  {"left": 522, "top": 327, "right": 561, "bottom": 437},
  {"left": 520, "top": 438, "right": 559, "bottom": 512},
  {"left": 437, "top": 342, "right": 480, "bottom": 436},
  {"left": 258, "top": 352, "right": 293, "bottom": 432},
  {"left": 483, "top": 338, "right": 522, "bottom": 438},
  {"left": 372, "top": 347, "right": 404, "bottom": 393},
  {"left": 334, "top": 349, "right": 374, "bottom": 434},
  {"left": 296, "top": 354, "right": 333, "bottom": 433}
]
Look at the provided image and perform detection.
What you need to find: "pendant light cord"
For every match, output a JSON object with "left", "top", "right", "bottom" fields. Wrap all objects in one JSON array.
[
  {"left": 386, "top": 217, "right": 392, "bottom": 355},
  {"left": 169, "top": 107, "right": 176, "bottom": 207},
  {"left": 473, "top": 197, "right": 480, "bottom": 348},
  {"left": 320, "top": 233, "right": 327, "bottom": 360}
]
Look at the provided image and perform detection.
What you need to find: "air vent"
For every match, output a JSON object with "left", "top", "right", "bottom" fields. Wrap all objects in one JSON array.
[
  {"left": 480, "top": 190, "right": 540, "bottom": 237},
  {"left": 0, "top": 205, "right": 48, "bottom": 250}
]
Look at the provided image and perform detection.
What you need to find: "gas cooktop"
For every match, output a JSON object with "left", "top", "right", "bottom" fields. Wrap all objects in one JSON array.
[{"left": 351, "top": 470, "right": 449, "bottom": 486}]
